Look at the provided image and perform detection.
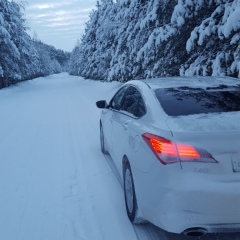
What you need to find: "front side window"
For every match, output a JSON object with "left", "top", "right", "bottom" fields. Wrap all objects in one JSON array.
[
  {"left": 109, "top": 86, "right": 128, "bottom": 110},
  {"left": 121, "top": 86, "right": 146, "bottom": 117}
]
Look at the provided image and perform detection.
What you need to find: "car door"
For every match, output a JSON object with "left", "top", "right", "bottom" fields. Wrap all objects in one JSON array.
[
  {"left": 111, "top": 86, "right": 146, "bottom": 174},
  {"left": 103, "top": 86, "right": 128, "bottom": 155}
]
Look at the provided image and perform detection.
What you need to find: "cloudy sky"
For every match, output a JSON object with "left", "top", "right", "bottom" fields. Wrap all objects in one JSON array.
[{"left": 25, "top": 0, "right": 97, "bottom": 52}]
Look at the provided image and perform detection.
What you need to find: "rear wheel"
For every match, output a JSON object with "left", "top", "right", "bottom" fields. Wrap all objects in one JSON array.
[
  {"left": 124, "top": 162, "right": 138, "bottom": 223},
  {"left": 100, "top": 123, "right": 107, "bottom": 154}
]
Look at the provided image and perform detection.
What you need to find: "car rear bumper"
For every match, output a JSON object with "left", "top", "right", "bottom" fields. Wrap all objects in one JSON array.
[{"left": 132, "top": 162, "right": 240, "bottom": 234}]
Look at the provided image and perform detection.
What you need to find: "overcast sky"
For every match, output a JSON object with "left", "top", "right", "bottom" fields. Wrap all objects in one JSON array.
[{"left": 25, "top": 0, "right": 97, "bottom": 52}]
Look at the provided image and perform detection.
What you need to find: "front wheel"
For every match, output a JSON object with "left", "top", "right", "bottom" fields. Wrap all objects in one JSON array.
[{"left": 124, "top": 162, "right": 139, "bottom": 223}]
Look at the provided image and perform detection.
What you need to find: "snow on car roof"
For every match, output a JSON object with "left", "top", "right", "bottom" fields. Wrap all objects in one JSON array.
[{"left": 139, "top": 76, "right": 240, "bottom": 90}]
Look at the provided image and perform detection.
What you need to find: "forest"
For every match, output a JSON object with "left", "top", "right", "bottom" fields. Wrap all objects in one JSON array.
[
  {"left": 1, "top": 0, "right": 239, "bottom": 87},
  {"left": 0, "top": 0, "right": 70, "bottom": 89},
  {"left": 69, "top": 0, "right": 240, "bottom": 82}
]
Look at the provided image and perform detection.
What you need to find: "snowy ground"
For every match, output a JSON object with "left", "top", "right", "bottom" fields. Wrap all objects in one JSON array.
[{"left": 0, "top": 73, "right": 239, "bottom": 240}]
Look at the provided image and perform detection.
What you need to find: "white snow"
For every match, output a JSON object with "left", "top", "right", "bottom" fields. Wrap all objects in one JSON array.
[
  {"left": 0, "top": 73, "right": 139, "bottom": 240},
  {"left": 0, "top": 25, "right": 11, "bottom": 39},
  {"left": 167, "top": 111, "right": 240, "bottom": 132},
  {"left": 222, "top": 0, "right": 240, "bottom": 38},
  {"left": 0, "top": 66, "right": 3, "bottom": 76},
  {"left": 212, "top": 52, "right": 226, "bottom": 76}
]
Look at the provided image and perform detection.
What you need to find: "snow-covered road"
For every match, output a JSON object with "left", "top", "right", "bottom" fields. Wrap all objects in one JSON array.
[{"left": 0, "top": 73, "right": 239, "bottom": 240}]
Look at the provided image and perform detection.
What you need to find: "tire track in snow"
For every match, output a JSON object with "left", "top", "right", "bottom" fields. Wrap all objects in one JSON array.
[{"left": 55, "top": 75, "right": 138, "bottom": 240}]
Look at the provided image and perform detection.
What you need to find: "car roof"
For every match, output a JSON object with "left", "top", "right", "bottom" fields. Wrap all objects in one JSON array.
[{"left": 138, "top": 76, "right": 240, "bottom": 90}]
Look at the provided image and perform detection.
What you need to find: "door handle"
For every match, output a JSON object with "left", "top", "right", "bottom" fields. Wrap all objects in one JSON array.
[{"left": 122, "top": 122, "right": 129, "bottom": 130}]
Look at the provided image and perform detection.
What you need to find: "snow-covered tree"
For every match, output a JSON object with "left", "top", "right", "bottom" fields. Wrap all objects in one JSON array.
[
  {"left": 69, "top": 0, "right": 240, "bottom": 81},
  {"left": 69, "top": 1, "right": 118, "bottom": 79},
  {"left": 0, "top": 0, "right": 21, "bottom": 87},
  {"left": 0, "top": 0, "right": 70, "bottom": 89},
  {"left": 182, "top": 0, "right": 240, "bottom": 78}
]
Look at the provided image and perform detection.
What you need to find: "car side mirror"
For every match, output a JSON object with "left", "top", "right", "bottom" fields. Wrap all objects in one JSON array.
[{"left": 96, "top": 100, "right": 108, "bottom": 109}]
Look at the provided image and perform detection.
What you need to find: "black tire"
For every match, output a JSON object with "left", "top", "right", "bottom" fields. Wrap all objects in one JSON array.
[
  {"left": 100, "top": 123, "right": 107, "bottom": 154},
  {"left": 123, "top": 162, "right": 139, "bottom": 223}
]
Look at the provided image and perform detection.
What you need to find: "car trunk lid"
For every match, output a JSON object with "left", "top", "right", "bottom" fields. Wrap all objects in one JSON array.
[{"left": 166, "top": 112, "right": 240, "bottom": 175}]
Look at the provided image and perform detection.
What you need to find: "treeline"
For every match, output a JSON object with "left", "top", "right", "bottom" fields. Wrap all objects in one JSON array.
[
  {"left": 69, "top": 0, "right": 240, "bottom": 81},
  {"left": 0, "top": 0, "right": 70, "bottom": 89}
]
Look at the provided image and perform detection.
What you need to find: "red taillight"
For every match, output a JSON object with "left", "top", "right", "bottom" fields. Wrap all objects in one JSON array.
[
  {"left": 150, "top": 138, "right": 177, "bottom": 156},
  {"left": 142, "top": 133, "right": 216, "bottom": 165},
  {"left": 143, "top": 133, "right": 178, "bottom": 164},
  {"left": 177, "top": 144, "right": 200, "bottom": 159}
]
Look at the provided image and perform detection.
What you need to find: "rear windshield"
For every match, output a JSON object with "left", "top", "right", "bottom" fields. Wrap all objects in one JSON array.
[{"left": 155, "top": 86, "right": 240, "bottom": 116}]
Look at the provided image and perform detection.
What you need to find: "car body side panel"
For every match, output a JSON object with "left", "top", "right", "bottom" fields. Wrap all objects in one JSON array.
[
  {"left": 111, "top": 111, "right": 130, "bottom": 174},
  {"left": 100, "top": 109, "right": 113, "bottom": 153},
  {"left": 126, "top": 122, "right": 177, "bottom": 173}
]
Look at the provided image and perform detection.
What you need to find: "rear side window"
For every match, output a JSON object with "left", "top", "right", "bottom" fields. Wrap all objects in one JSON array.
[
  {"left": 121, "top": 86, "right": 146, "bottom": 117},
  {"left": 155, "top": 86, "right": 240, "bottom": 116}
]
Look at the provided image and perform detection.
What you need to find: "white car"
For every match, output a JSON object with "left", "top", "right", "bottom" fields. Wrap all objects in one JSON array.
[{"left": 96, "top": 76, "right": 240, "bottom": 237}]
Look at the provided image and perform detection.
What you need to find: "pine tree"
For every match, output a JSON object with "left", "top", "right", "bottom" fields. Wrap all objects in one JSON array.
[{"left": 69, "top": 0, "right": 240, "bottom": 81}]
